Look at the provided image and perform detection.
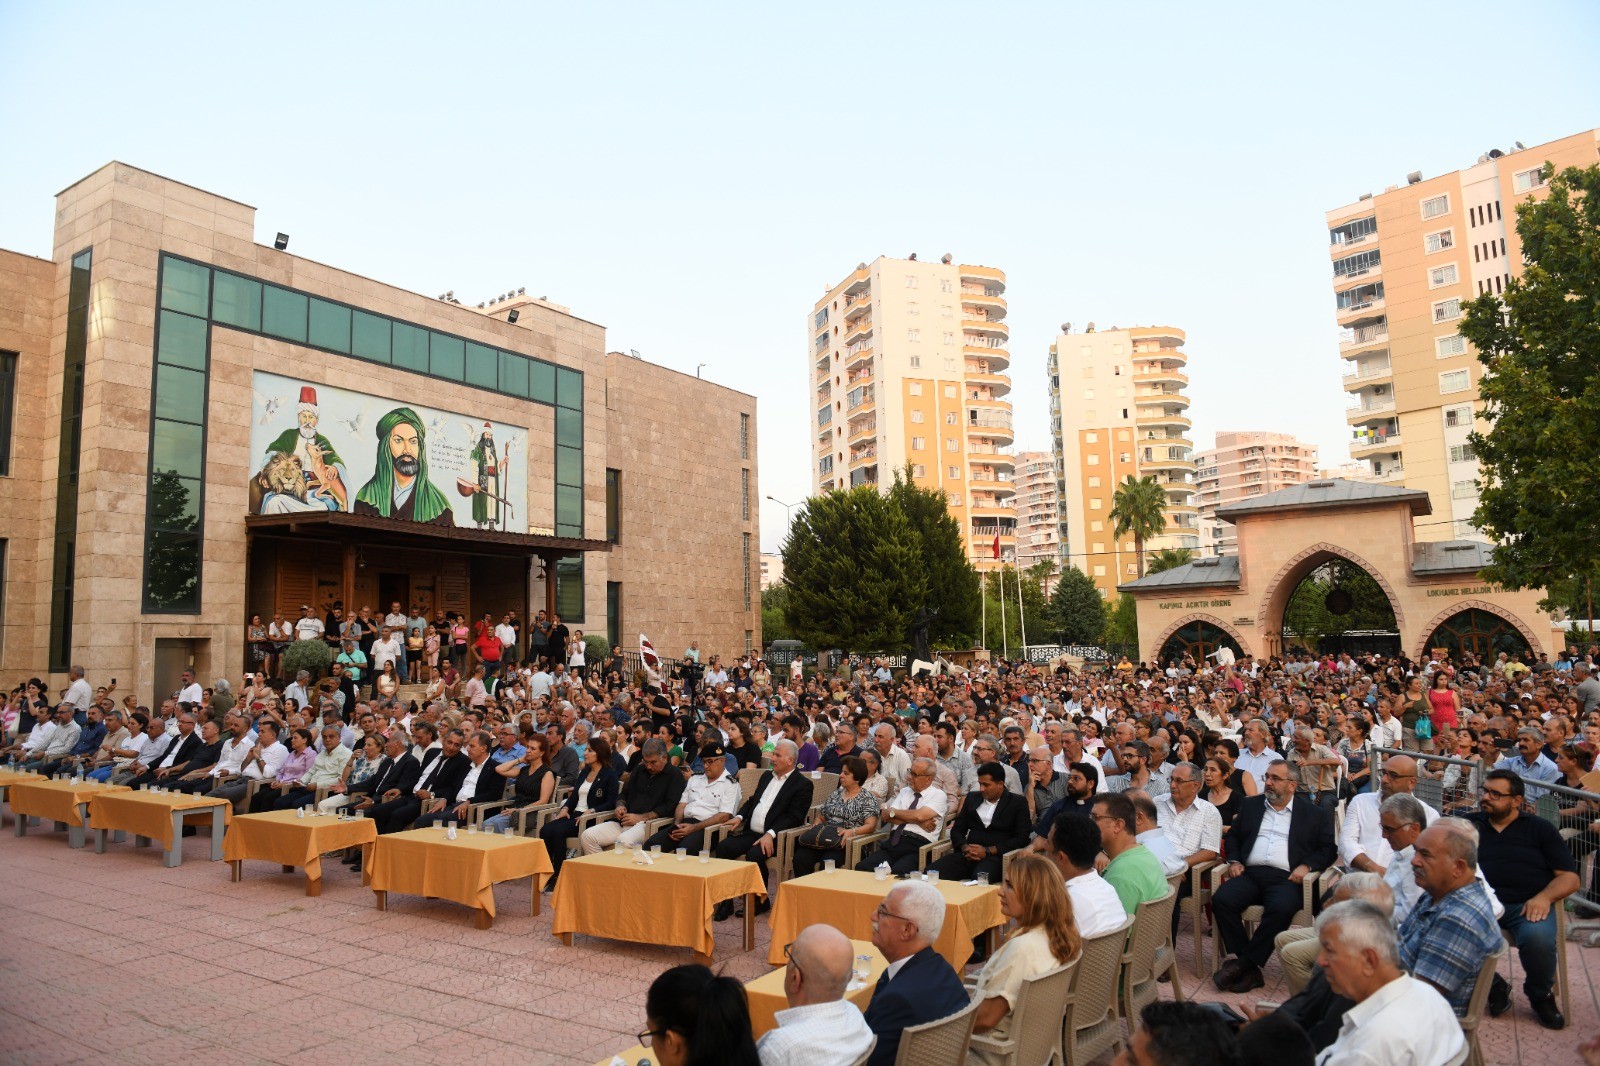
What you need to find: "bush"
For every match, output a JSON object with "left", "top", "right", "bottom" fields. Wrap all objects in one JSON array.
[
  {"left": 280, "top": 638, "right": 332, "bottom": 682},
  {"left": 584, "top": 634, "right": 610, "bottom": 667}
]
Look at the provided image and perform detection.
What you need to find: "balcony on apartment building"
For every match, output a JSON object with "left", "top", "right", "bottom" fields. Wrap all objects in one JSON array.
[
  {"left": 967, "top": 409, "right": 1015, "bottom": 440},
  {"left": 964, "top": 360, "right": 1011, "bottom": 392},
  {"left": 846, "top": 416, "right": 876, "bottom": 443},
  {"left": 849, "top": 464, "right": 879, "bottom": 487},
  {"left": 1345, "top": 388, "right": 1396, "bottom": 425},
  {"left": 1370, "top": 463, "right": 1406, "bottom": 483},
  {"left": 1331, "top": 248, "right": 1383, "bottom": 286},
  {"left": 1351, "top": 421, "right": 1401, "bottom": 457},
  {"left": 844, "top": 344, "right": 874, "bottom": 372},
  {"left": 1136, "top": 407, "right": 1192, "bottom": 431},
  {"left": 1132, "top": 364, "right": 1189, "bottom": 388},
  {"left": 1335, "top": 281, "right": 1386, "bottom": 325},
  {"left": 843, "top": 292, "right": 872, "bottom": 319},
  {"left": 817, "top": 381, "right": 833, "bottom": 404},
  {"left": 846, "top": 383, "right": 875, "bottom": 411},
  {"left": 844, "top": 315, "right": 874, "bottom": 343},
  {"left": 845, "top": 365, "right": 873, "bottom": 388},
  {"left": 1329, "top": 215, "right": 1378, "bottom": 256},
  {"left": 960, "top": 286, "right": 1007, "bottom": 321},
  {"left": 1339, "top": 319, "right": 1389, "bottom": 354},
  {"left": 962, "top": 318, "right": 1009, "bottom": 343},
  {"left": 849, "top": 442, "right": 877, "bottom": 465},
  {"left": 1342, "top": 354, "right": 1393, "bottom": 389}
]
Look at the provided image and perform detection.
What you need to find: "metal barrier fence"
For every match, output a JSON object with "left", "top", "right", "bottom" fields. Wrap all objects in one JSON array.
[{"left": 1374, "top": 745, "right": 1600, "bottom": 940}]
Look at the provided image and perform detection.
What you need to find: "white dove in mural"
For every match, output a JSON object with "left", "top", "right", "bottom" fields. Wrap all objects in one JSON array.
[
  {"left": 255, "top": 392, "right": 285, "bottom": 425},
  {"left": 338, "top": 411, "right": 366, "bottom": 436},
  {"left": 428, "top": 414, "right": 448, "bottom": 439}
]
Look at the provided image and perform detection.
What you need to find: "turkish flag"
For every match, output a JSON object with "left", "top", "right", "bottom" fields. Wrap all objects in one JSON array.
[{"left": 992, "top": 532, "right": 1001, "bottom": 559}]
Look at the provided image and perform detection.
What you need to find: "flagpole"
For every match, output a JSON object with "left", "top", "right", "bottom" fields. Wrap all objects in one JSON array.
[
  {"left": 999, "top": 558, "right": 1009, "bottom": 661},
  {"left": 981, "top": 573, "right": 988, "bottom": 653},
  {"left": 1016, "top": 554, "right": 1027, "bottom": 654}
]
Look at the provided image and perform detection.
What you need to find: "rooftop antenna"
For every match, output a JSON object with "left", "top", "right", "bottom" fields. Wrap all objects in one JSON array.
[{"left": 696, "top": 363, "right": 706, "bottom": 378}]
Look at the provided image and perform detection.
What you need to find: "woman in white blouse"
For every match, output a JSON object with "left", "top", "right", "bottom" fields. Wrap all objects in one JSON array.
[{"left": 967, "top": 853, "right": 1081, "bottom": 1065}]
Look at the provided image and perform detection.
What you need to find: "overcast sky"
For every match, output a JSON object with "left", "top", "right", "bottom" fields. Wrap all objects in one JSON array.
[{"left": 2, "top": 2, "right": 1596, "bottom": 552}]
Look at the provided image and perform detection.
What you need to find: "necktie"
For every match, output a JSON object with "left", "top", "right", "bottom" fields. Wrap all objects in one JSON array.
[
  {"left": 875, "top": 969, "right": 890, "bottom": 994},
  {"left": 889, "top": 792, "right": 922, "bottom": 847}
]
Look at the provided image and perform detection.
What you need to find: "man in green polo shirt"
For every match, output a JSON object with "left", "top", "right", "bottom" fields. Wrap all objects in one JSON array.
[{"left": 1093, "top": 792, "right": 1168, "bottom": 914}]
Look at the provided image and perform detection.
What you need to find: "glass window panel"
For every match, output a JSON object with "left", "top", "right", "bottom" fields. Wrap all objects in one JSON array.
[
  {"left": 154, "top": 365, "right": 206, "bottom": 423},
  {"left": 148, "top": 472, "right": 200, "bottom": 532},
  {"left": 392, "top": 322, "right": 429, "bottom": 372},
  {"left": 430, "top": 333, "right": 465, "bottom": 380},
  {"left": 211, "top": 272, "right": 261, "bottom": 331},
  {"left": 556, "top": 367, "right": 583, "bottom": 410},
  {"left": 556, "top": 485, "right": 583, "bottom": 533},
  {"left": 143, "top": 530, "right": 200, "bottom": 612},
  {"left": 556, "top": 445, "right": 582, "bottom": 487},
  {"left": 465, "top": 342, "right": 498, "bottom": 389},
  {"left": 309, "top": 299, "right": 352, "bottom": 353},
  {"left": 352, "top": 311, "right": 391, "bottom": 363},
  {"left": 555, "top": 557, "right": 584, "bottom": 621},
  {"left": 498, "top": 352, "right": 529, "bottom": 397},
  {"left": 157, "top": 310, "right": 208, "bottom": 370},
  {"left": 160, "top": 258, "right": 210, "bottom": 317},
  {"left": 150, "top": 419, "right": 204, "bottom": 478},
  {"left": 262, "top": 286, "right": 309, "bottom": 343},
  {"left": 530, "top": 360, "right": 556, "bottom": 404},
  {"left": 556, "top": 407, "right": 583, "bottom": 449}
]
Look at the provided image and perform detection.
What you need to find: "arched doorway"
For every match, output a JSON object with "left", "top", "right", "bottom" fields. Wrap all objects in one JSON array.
[
  {"left": 1268, "top": 554, "right": 1401, "bottom": 657},
  {"left": 1426, "top": 608, "right": 1532, "bottom": 660},
  {"left": 1158, "top": 619, "right": 1244, "bottom": 667}
]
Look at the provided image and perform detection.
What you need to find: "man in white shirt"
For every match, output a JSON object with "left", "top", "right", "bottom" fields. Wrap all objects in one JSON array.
[
  {"left": 370, "top": 627, "right": 406, "bottom": 676},
  {"left": 856, "top": 758, "right": 949, "bottom": 876},
  {"left": 757, "top": 924, "right": 874, "bottom": 1066},
  {"left": 1378, "top": 795, "right": 1501, "bottom": 924},
  {"left": 643, "top": 742, "right": 742, "bottom": 854},
  {"left": 175, "top": 713, "right": 253, "bottom": 793},
  {"left": 872, "top": 724, "right": 912, "bottom": 795},
  {"left": 22, "top": 705, "right": 81, "bottom": 771},
  {"left": 714, "top": 740, "right": 813, "bottom": 918},
  {"left": 1312, "top": 899, "right": 1464, "bottom": 1066},
  {"left": 294, "top": 605, "right": 324, "bottom": 642},
  {"left": 416, "top": 730, "right": 495, "bottom": 826},
  {"left": 494, "top": 614, "right": 517, "bottom": 664},
  {"left": 207, "top": 720, "right": 288, "bottom": 810},
  {"left": 62, "top": 666, "right": 92, "bottom": 718},
  {"left": 283, "top": 671, "right": 312, "bottom": 712},
  {"left": 383, "top": 601, "right": 408, "bottom": 634},
  {"left": 1234, "top": 720, "right": 1284, "bottom": 792},
  {"left": 1129, "top": 791, "right": 1188, "bottom": 877},
  {"left": 1371, "top": 698, "right": 1403, "bottom": 752},
  {"left": 175, "top": 668, "right": 203, "bottom": 707},
  {"left": 1042, "top": 805, "right": 1127, "bottom": 938},
  {"left": 108, "top": 718, "right": 174, "bottom": 785},
  {"left": 1339, "top": 753, "right": 1438, "bottom": 873},
  {"left": 529, "top": 665, "right": 553, "bottom": 700}
]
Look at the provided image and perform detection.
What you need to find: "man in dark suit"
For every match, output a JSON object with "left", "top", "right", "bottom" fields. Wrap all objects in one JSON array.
[
  {"left": 713, "top": 738, "right": 814, "bottom": 919},
  {"left": 414, "top": 730, "right": 503, "bottom": 827},
  {"left": 127, "top": 712, "right": 205, "bottom": 789},
  {"left": 932, "top": 761, "right": 1032, "bottom": 883},
  {"left": 342, "top": 734, "right": 420, "bottom": 871},
  {"left": 1212, "top": 760, "right": 1336, "bottom": 993},
  {"left": 863, "top": 880, "right": 970, "bottom": 1066},
  {"left": 371, "top": 728, "right": 465, "bottom": 834}
]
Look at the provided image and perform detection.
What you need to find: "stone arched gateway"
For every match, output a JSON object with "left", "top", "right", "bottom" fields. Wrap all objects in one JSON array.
[
  {"left": 1120, "top": 479, "right": 1561, "bottom": 665},
  {"left": 1151, "top": 613, "right": 1252, "bottom": 665},
  {"left": 1413, "top": 599, "right": 1542, "bottom": 661}
]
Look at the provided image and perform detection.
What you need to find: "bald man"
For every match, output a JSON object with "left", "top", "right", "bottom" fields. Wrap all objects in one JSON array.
[
  {"left": 757, "top": 924, "right": 874, "bottom": 1066},
  {"left": 1339, "top": 753, "right": 1438, "bottom": 873}
]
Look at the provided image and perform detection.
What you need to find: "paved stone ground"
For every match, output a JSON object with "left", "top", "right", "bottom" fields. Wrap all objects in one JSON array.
[{"left": 2, "top": 822, "right": 1595, "bottom": 1065}]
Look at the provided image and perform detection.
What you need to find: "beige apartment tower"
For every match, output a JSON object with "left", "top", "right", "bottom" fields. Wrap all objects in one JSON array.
[
  {"left": 1012, "top": 450, "right": 1063, "bottom": 579},
  {"left": 1047, "top": 325, "right": 1197, "bottom": 597},
  {"left": 1194, "top": 431, "right": 1318, "bottom": 556},
  {"left": 810, "top": 256, "right": 1014, "bottom": 569},
  {"left": 1326, "top": 128, "right": 1599, "bottom": 541}
]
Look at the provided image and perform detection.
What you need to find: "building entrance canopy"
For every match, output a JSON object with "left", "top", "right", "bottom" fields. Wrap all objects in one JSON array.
[{"left": 1120, "top": 479, "right": 1559, "bottom": 666}]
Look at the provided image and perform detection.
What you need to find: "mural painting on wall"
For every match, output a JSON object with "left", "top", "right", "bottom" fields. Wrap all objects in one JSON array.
[{"left": 250, "top": 371, "right": 527, "bottom": 532}]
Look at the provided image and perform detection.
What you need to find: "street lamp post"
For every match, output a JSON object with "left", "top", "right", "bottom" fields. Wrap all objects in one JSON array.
[{"left": 766, "top": 495, "right": 797, "bottom": 539}]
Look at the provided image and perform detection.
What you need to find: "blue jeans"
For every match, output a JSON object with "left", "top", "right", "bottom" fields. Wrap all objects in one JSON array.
[{"left": 1499, "top": 901, "right": 1557, "bottom": 998}]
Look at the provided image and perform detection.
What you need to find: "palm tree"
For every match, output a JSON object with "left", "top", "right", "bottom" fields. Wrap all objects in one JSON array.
[
  {"left": 1146, "top": 547, "right": 1195, "bottom": 575},
  {"left": 1109, "top": 474, "right": 1168, "bottom": 579}
]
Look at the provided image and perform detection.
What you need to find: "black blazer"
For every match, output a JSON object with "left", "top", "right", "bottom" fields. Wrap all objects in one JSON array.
[
  {"left": 863, "top": 945, "right": 970, "bottom": 1066},
  {"left": 563, "top": 767, "right": 619, "bottom": 815},
  {"left": 737, "top": 771, "right": 813, "bottom": 836},
  {"left": 357, "top": 753, "right": 414, "bottom": 798},
  {"left": 1225, "top": 793, "right": 1336, "bottom": 873},
  {"left": 451, "top": 757, "right": 509, "bottom": 806},
  {"left": 420, "top": 751, "right": 470, "bottom": 802},
  {"left": 174, "top": 739, "right": 224, "bottom": 777},
  {"left": 157, "top": 731, "right": 204, "bottom": 770},
  {"left": 950, "top": 789, "right": 1033, "bottom": 856}
]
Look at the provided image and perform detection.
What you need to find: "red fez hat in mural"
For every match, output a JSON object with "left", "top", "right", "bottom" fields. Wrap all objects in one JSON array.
[{"left": 298, "top": 386, "right": 318, "bottom": 412}]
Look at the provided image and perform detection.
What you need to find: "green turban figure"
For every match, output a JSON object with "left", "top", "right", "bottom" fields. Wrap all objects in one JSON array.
[{"left": 352, "top": 407, "right": 454, "bottom": 526}]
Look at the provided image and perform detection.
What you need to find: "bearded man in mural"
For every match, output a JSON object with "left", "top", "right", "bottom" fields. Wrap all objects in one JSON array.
[{"left": 353, "top": 407, "right": 455, "bottom": 526}]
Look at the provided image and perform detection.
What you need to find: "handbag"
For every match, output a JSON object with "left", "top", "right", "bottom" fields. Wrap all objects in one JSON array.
[{"left": 796, "top": 823, "right": 842, "bottom": 850}]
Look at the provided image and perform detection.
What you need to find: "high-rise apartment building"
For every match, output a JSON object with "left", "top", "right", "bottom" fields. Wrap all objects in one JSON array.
[
  {"left": 1194, "top": 431, "right": 1318, "bottom": 556},
  {"left": 1013, "top": 450, "right": 1063, "bottom": 579},
  {"left": 1047, "top": 325, "right": 1197, "bottom": 597},
  {"left": 1326, "top": 128, "right": 1599, "bottom": 541},
  {"left": 810, "top": 255, "right": 1014, "bottom": 568}
]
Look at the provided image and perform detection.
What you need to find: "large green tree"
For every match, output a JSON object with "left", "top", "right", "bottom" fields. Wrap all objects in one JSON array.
[
  {"left": 1110, "top": 475, "right": 1168, "bottom": 578},
  {"left": 760, "top": 585, "right": 794, "bottom": 644},
  {"left": 1102, "top": 593, "right": 1139, "bottom": 649},
  {"left": 781, "top": 485, "right": 926, "bottom": 652},
  {"left": 1047, "top": 565, "right": 1108, "bottom": 644},
  {"left": 886, "top": 466, "right": 981, "bottom": 645},
  {"left": 1459, "top": 161, "right": 1600, "bottom": 601}
]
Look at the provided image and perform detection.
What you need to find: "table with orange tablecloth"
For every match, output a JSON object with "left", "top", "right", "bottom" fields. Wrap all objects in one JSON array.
[
  {"left": 88, "top": 788, "right": 232, "bottom": 867},
  {"left": 745, "top": 938, "right": 885, "bottom": 1037},
  {"left": 592, "top": 1046, "right": 657, "bottom": 1066},
  {"left": 553, "top": 848, "right": 767, "bottom": 963},
  {"left": 767, "top": 869, "right": 1003, "bottom": 970},
  {"left": 368, "top": 827, "right": 552, "bottom": 928},
  {"left": 10, "top": 779, "right": 129, "bottom": 848},
  {"left": 0, "top": 768, "right": 43, "bottom": 824},
  {"left": 222, "top": 810, "right": 378, "bottom": 895}
]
